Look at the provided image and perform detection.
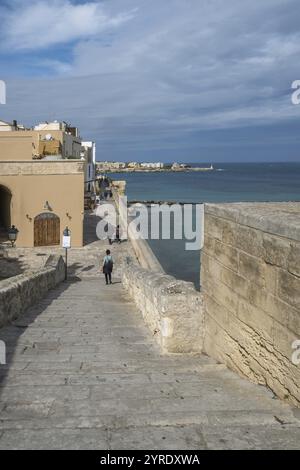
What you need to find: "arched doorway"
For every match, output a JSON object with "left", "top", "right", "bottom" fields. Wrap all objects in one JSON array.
[
  {"left": 34, "top": 213, "right": 60, "bottom": 247},
  {"left": 0, "top": 185, "right": 12, "bottom": 241}
]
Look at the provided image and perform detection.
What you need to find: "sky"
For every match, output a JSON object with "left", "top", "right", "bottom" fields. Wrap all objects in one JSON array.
[{"left": 1, "top": 0, "right": 300, "bottom": 162}]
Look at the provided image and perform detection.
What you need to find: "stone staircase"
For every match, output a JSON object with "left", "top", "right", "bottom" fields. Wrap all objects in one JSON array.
[{"left": 0, "top": 278, "right": 299, "bottom": 449}]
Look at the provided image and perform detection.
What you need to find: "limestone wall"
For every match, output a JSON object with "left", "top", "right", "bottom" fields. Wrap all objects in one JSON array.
[
  {"left": 123, "top": 258, "right": 204, "bottom": 354},
  {"left": 0, "top": 255, "right": 65, "bottom": 328},
  {"left": 201, "top": 202, "right": 300, "bottom": 406},
  {"left": 0, "top": 258, "right": 23, "bottom": 279},
  {"left": 112, "top": 184, "right": 164, "bottom": 273}
]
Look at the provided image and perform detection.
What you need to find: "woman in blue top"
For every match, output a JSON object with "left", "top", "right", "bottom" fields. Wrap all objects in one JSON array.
[{"left": 103, "top": 249, "right": 113, "bottom": 285}]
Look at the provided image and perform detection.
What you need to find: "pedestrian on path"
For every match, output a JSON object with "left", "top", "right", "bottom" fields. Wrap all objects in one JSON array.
[
  {"left": 112, "top": 224, "right": 121, "bottom": 244},
  {"left": 102, "top": 249, "right": 113, "bottom": 285}
]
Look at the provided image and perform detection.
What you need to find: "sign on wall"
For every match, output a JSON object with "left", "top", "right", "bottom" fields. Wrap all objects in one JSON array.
[{"left": 62, "top": 235, "right": 71, "bottom": 249}]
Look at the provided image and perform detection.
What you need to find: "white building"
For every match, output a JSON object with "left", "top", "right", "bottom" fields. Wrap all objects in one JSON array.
[
  {"left": 34, "top": 121, "right": 79, "bottom": 136},
  {"left": 34, "top": 121, "right": 81, "bottom": 159},
  {"left": 81, "top": 141, "right": 96, "bottom": 193},
  {"left": 0, "top": 119, "right": 26, "bottom": 131},
  {"left": 140, "top": 162, "right": 164, "bottom": 169}
]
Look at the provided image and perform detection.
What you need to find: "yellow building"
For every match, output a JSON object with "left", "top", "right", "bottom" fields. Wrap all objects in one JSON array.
[
  {"left": 0, "top": 120, "right": 85, "bottom": 247},
  {"left": 0, "top": 120, "right": 82, "bottom": 160}
]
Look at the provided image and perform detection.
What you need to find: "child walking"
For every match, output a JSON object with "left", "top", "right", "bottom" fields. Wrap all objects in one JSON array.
[{"left": 102, "top": 249, "right": 113, "bottom": 285}]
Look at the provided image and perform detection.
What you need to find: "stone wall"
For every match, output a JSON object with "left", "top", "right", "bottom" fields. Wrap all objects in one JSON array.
[
  {"left": 123, "top": 258, "right": 204, "bottom": 354},
  {"left": 112, "top": 184, "right": 164, "bottom": 273},
  {"left": 0, "top": 258, "right": 23, "bottom": 279},
  {"left": 0, "top": 255, "right": 65, "bottom": 328},
  {"left": 201, "top": 202, "right": 300, "bottom": 407}
]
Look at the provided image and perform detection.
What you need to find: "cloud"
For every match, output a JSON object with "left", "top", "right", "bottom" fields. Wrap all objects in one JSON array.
[
  {"left": 0, "top": 0, "right": 135, "bottom": 50},
  {"left": 1, "top": 0, "right": 300, "bottom": 160}
]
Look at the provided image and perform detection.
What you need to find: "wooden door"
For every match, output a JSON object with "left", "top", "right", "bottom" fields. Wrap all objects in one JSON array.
[{"left": 34, "top": 213, "right": 60, "bottom": 247}]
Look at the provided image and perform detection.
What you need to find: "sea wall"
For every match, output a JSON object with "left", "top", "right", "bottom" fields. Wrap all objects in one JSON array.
[
  {"left": 201, "top": 202, "right": 300, "bottom": 406},
  {"left": 123, "top": 258, "right": 204, "bottom": 354},
  {"left": 112, "top": 183, "right": 164, "bottom": 273},
  {"left": 0, "top": 255, "right": 65, "bottom": 328}
]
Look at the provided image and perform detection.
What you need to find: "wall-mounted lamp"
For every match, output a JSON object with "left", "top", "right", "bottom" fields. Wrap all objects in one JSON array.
[
  {"left": 26, "top": 214, "right": 32, "bottom": 222},
  {"left": 44, "top": 201, "right": 52, "bottom": 211},
  {"left": 66, "top": 212, "right": 72, "bottom": 220},
  {"left": 8, "top": 225, "right": 19, "bottom": 247}
]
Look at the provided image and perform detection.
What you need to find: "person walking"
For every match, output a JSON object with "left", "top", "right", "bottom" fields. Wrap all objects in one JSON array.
[
  {"left": 102, "top": 249, "right": 113, "bottom": 285},
  {"left": 115, "top": 225, "right": 121, "bottom": 244}
]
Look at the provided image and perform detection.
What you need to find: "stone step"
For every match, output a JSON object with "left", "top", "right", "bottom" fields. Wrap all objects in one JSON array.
[{"left": 0, "top": 277, "right": 299, "bottom": 450}]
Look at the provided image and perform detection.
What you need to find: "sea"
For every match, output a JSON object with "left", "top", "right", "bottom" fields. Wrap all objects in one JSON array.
[{"left": 109, "top": 163, "right": 300, "bottom": 289}]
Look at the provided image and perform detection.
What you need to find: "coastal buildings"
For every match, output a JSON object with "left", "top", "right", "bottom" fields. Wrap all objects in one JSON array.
[
  {"left": 127, "top": 162, "right": 139, "bottom": 168},
  {"left": 0, "top": 120, "right": 82, "bottom": 161},
  {"left": 96, "top": 161, "right": 165, "bottom": 172},
  {"left": 95, "top": 161, "right": 213, "bottom": 172},
  {"left": 33, "top": 121, "right": 81, "bottom": 159},
  {"left": 140, "top": 162, "right": 164, "bottom": 169},
  {"left": 0, "top": 119, "right": 85, "bottom": 247},
  {"left": 97, "top": 161, "right": 126, "bottom": 171}
]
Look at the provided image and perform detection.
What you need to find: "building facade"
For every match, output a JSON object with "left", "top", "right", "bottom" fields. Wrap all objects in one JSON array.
[
  {"left": 0, "top": 120, "right": 82, "bottom": 161},
  {"left": 0, "top": 120, "right": 85, "bottom": 247},
  {"left": 81, "top": 141, "right": 96, "bottom": 193}
]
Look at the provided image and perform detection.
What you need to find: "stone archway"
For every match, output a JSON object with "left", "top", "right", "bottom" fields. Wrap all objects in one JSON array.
[
  {"left": 34, "top": 213, "right": 60, "bottom": 247},
  {"left": 0, "top": 185, "right": 12, "bottom": 241}
]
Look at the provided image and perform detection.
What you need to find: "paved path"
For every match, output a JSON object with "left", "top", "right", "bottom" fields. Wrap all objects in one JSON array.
[
  {"left": 4, "top": 211, "right": 135, "bottom": 280},
  {"left": 0, "top": 277, "right": 299, "bottom": 449}
]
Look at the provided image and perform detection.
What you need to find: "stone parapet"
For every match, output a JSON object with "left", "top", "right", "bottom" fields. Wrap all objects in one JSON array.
[
  {"left": 201, "top": 202, "right": 300, "bottom": 407},
  {"left": 122, "top": 258, "right": 204, "bottom": 354},
  {"left": 0, "top": 255, "right": 65, "bottom": 328},
  {"left": 112, "top": 185, "right": 164, "bottom": 273}
]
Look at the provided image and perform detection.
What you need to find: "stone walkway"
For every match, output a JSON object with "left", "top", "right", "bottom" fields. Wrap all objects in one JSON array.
[
  {"left": 0, "top": 277, "right": 299, "bottom": 449},
  {"left": 2, "top": 211, "right": 135, "bottom": 279}
]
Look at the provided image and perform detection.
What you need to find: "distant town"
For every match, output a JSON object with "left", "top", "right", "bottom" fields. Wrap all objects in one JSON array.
[{"left": 96, "top": 161, "right": 214, "bottom": 173}]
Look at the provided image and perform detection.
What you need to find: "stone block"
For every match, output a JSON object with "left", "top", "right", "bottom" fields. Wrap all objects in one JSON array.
[
  {"left": 201, "top": 276, "right": 239, "bottom": 315},
  {"left": 236, "top": 225, "right": 264, "bottom": 258},
  {"left": 204, "top": 214, "right": 223, "bottom": 240},
  {"left": 202, "top": 234, "right": 215, "bottom": 256},
  {"left": 246, "top": 282, "right": 268, "bottom": 311},
  {"left": 238, "top": 252, "right": 265, "bottom": 287},
  {"left": 287, "top": 242, "right": 300, "bottom": 277},
  {"left": 263, "top": 233, "right": 291, "bottom": 269},
  {"left": 221, "top": 219, "right": 238, "bottom": 246},
  {"left": 200, "top": 253, "right": 222, "bottom": 283},
  {"left": 204, "top": 294, "right": 229, "bottom": 331},
  {"left": 277, "top": 270, "right": 300, "bottom": 309},
  {"left": 263, "top": 294, "right": 300, "bottom": 335},
  {"left": 214, "top": 239, "right": 239, "bottom": 272},
  {"left": 273, "top": 320, "right": 299, "bottom": 361},
  {"left": 220, "top": 265, "right": 249, "bottom": 299},
  {"left": 237, "top": 298, "right": 274, "bottom": 342}
]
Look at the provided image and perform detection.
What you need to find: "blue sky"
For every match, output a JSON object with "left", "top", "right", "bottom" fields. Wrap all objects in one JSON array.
[{"left": 1, "top": 0, "right": 300, "bottom": 162}]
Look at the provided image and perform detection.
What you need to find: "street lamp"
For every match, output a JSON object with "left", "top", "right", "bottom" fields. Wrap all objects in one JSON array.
[
  {"left": 8, "top": 225, "right": 19, "bottom": 247},
  {"left": 62, "top": 227, "right": 71, "bottom": 280},
  {"left": 63, "top": 227, "right": 71, "bottom": 237}
]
